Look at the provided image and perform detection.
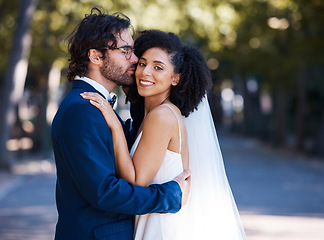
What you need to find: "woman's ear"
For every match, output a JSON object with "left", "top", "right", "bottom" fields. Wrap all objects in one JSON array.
[
  {"left": 88, "top": 49, "right": 102, "bottom": 64},
  {"left": 172, "top": 73, "right": 181, "bottom": 86}
]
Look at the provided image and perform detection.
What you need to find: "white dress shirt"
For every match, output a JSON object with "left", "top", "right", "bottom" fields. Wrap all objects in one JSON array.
[{"left": 76, "top": 76, "right": 111, "bottom": 100}]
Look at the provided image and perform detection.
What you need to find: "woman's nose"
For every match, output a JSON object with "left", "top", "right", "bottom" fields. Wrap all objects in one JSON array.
[{"left": 142, "top": 66, "right": 151, "bottom": 76}]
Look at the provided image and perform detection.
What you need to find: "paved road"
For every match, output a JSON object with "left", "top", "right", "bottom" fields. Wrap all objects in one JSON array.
[
  {"left": 0, "top": 131, "right": 323, "bottom": 240},
  {"left": 0, "top": 167, "right": 56, "bottom": 240},
  {"left": 220, "top": 131, "right": 324, "bottom": 240}
]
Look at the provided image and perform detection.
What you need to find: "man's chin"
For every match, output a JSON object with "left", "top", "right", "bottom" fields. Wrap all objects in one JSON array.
[
  {"left": 124, "top": 75, "right": 135, "bottom": 85},
  {"left": 111, "top": 71, "right": 133, "bottom": 85}
]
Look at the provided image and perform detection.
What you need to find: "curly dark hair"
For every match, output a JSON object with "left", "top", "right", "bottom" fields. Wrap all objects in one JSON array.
[
  {"left": 129, "top": 30, "right": 212, "bottom": 117},
  {"left": 66, "top": 7, "right": 132, "bottom": 82}
]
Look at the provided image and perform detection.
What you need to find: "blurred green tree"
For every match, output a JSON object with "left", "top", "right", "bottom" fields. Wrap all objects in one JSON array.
[
  {"left": 1, "top": 0, "right": 324, "bottom": 169},
  {"left": 0, "top": 0, "right": 38, "bottom": 169}
]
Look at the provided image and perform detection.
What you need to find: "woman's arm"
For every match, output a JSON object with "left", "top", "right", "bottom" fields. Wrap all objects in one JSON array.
[{"left": 80, "top": 92, "right": 173, "bottom": 187}]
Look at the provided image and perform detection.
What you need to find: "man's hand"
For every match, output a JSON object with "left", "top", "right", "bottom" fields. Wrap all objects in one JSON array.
[{"left": 173, "top": 170, "right": 191, "bottom": 206}]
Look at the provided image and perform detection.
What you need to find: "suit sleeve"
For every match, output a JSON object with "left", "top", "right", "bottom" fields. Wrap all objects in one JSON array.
[{"left": 54, "top": 100, "right": 182, "bottom": 215}]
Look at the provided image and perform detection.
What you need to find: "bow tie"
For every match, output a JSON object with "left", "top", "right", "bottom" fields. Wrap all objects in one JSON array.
[{"left": 109, "top": 95, "right": 117, "bottom": 108}]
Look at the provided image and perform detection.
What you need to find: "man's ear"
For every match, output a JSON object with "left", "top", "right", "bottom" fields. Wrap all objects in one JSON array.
[
  {"left": 88, "top": 49, "right": 102, "bottom": 64},
  {"left": 172, "top": 73, "right": 181, "bottom": 86}
]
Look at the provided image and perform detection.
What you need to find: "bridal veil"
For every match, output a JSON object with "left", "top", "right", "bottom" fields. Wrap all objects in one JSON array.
[{"left": 179, "top": 94, "right": 246, "bottom": 239}]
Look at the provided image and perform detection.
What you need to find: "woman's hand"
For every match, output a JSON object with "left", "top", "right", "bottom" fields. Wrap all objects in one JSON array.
[{"left": 80, "top": 92, "right": 121, "bottom": 130}]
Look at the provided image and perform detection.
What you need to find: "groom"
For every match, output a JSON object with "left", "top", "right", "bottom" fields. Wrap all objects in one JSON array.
[{"left": 51, "top": 7, "right": 191, "bottom": 240}]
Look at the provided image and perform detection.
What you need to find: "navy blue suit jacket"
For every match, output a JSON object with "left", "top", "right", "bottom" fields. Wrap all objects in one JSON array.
[{"left": 51, "top": 80, "right": 182, "bottom": 239}]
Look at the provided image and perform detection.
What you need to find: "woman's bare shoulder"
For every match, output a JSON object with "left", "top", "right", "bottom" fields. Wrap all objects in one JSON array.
[{"left": 144, "top": 104, "right": 179, "bottom": 130}]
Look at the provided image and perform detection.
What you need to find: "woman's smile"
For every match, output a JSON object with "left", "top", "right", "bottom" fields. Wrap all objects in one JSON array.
[{"left": 139, "top": 79, "right": 154, "bottom": 87}]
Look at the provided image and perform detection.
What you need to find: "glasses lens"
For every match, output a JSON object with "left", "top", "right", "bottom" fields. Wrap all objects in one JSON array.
[{"left": 125, "top": 48, "right": 133, "bottom": 60}]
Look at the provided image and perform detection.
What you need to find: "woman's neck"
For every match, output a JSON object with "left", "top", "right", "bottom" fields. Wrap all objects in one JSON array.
[{"left": 144, "top": 94, "right": 170, "bottom": 116}]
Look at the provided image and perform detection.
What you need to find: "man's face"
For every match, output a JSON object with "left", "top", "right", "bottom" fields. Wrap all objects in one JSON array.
[{"left": 100, "top": 29, "right": 138, "bottom": 86}]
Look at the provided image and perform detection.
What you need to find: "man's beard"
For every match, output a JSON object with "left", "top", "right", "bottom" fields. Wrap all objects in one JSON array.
[{"left": 100, "top": 55, "right": 135, "bottom": 86}]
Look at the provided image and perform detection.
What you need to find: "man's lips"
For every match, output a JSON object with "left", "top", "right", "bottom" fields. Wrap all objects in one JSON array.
[{"left": 128, "top": 68, "right": 135, "bottom": 74}]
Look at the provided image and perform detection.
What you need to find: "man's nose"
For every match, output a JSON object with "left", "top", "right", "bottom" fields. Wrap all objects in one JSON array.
[{"left": 129, "top": 53, "right": 138, "bottom": 64}]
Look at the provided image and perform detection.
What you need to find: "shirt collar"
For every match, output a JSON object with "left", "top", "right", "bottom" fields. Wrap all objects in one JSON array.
[{"left": 76, "top": 76, "right": 111, "bottom": 100}]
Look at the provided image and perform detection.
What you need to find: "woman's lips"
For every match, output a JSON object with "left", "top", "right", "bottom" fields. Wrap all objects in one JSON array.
[{"left": 139, "top": 79, "right": 154, "bottom": 87}]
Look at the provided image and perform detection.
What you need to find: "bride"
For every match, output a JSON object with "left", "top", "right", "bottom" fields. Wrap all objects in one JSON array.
[{"left": 81, "top": 29, "right": 246, "bottom": 239}]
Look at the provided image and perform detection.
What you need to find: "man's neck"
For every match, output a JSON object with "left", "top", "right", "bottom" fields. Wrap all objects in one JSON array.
[{"left": 85, "top": 73, "right": 117, "bottom": 93}]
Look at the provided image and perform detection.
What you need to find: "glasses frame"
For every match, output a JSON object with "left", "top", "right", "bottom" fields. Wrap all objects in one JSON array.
[{"left": 106, "top": 45, "right": 135, "bottom": 60}]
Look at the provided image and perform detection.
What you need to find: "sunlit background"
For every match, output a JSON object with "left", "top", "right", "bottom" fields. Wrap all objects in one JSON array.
[
  {"left": 1, "top": 0, "right": 324, "bottom": 164},
  {"left": 0, "top": 0, "right": 324, "bottom": 239}
]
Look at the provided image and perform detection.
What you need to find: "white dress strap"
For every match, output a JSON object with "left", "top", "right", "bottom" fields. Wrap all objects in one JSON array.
[{"left": 164, "top": 104, "right": 182, "bottom": 153}]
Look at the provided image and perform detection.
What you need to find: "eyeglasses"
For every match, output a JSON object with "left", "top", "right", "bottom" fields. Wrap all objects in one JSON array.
[{"left": 106, "top": 45, "right": 135, "bottom": 60}]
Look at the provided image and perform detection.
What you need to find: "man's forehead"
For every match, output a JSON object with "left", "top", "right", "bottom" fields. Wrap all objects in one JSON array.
[{"left": 115, "top": 29, "right": 134, "bottom": 47}]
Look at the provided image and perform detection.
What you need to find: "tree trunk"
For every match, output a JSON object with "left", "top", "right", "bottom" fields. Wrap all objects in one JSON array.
[
  {"left": 274, "top": 85, "right": 287, "bottom": 146},
  {"left": 242, "top": 75, "right": 253, "bottom": 135},
  {"left": 315, "top": 114, "right": 324, "bottom": 157},
  {"left": 0, "top": 0, "right": 38, "bottom": 170},
  {"left": 295, "top": 66, "right": 307, "bottom": 151}
]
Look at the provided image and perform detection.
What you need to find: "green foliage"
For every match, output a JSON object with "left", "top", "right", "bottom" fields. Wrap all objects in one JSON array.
[
  {"left": 0, "top": 0, "right": 19, "bottom": 78},
  {"left": 1, "top": 0, "right": 324, "bottom": 154}
]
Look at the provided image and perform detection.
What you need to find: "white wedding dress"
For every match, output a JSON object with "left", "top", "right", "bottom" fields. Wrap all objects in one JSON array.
[
  {"left": 131, "top": 96, "right": 246, "bottom": 240},
  {"left": 131, "top": 104, "right": 186, "bottom": 240}
]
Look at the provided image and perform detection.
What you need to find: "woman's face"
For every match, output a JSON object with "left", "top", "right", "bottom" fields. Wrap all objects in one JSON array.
[{"left": 135, "top": 47, "right": 179, "bottom": 99}]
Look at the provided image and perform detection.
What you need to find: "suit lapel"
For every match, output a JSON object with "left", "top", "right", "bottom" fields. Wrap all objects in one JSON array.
[{"left": 72, "top": 80, "right": 106, "bottom": 99}]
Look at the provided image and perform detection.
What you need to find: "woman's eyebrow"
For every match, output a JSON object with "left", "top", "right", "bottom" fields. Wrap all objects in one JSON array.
[
  {"left": 153, "top": 60, "right": 166, "bottom": 66},
  {"left": 139, "top": 57, "right": 166, "bottom": 66}
]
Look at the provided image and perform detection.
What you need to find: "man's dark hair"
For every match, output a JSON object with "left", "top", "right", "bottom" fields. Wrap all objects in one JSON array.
[
  {"left": 129, "top": 30, "right": 212, "bottom": 117},
  {"left": 66, "top": 7, "right": 132, "bottom": 82}
]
